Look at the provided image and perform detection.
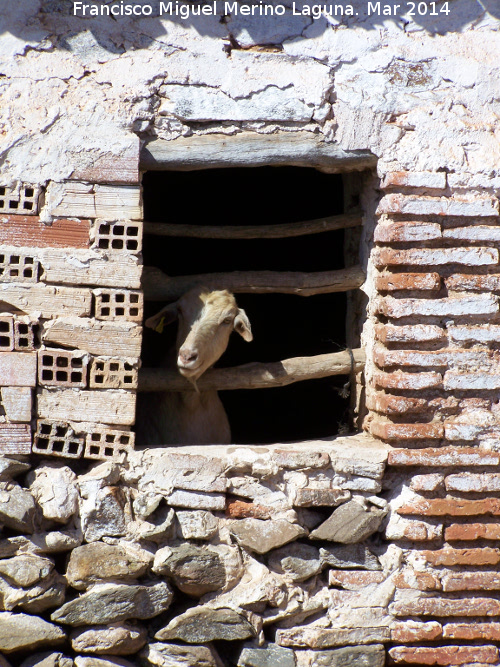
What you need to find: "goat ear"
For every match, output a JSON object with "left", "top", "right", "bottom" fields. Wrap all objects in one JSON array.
[
  {"left": 234, "top": 309, "right": 253, "bottom": 342},
  {"left": 145, "top": 303, "right": 178, "bottom": 333}
]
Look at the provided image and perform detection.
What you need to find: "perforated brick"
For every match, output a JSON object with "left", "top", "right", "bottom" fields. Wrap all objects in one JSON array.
[
  {"left": 0, "top": 184, "right": 41, "bottom": 215},
  {"left": 84, "top": 427, "right": 135, "bottom": 461},
  {"left": 0, "top": 252, "right": 39, "bottom": 282},
  {"left": 92, "top": 220, "right": 141, "bottom": 252},
  {"left": 0, "top": 316, "right": 14, "bottom": 351},
  {"left": 94, "top": 289, "right": 143, "bottom": 322},
  {"left": 38, "top": 349, "right": 88, "bottom": 388},
  {"left": 89, "top": 357, "right": 138, "bottom": 389},
  {"left": 33, "top": 420, "right": 84, "bottom": 458},
  {"left": 13, "top": 319, "right": 35, "bottom": 351}
]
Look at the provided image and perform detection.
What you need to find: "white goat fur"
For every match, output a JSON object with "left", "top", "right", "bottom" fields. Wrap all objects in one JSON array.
[{"left": 138, "top": 286, "right": 252, "bottom": 445}]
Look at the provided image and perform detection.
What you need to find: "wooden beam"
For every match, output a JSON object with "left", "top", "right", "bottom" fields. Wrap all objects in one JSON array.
[
  {"left": 143, "top": 265, "right": 365, "bottom": 301},
  {"left": 143, "top": 213, "right": 361, "bottom": 240},
  {"left": 141, "top": 132, "right": 377, "bottom": 173},
  {"left": 138, "top": 348, "right": 365, "bottom": 392}
]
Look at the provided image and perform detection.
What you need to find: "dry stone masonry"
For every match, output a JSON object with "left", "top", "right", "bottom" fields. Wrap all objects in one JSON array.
[{"left": 1, "top": 0, "right": 500, "bottom": 665}]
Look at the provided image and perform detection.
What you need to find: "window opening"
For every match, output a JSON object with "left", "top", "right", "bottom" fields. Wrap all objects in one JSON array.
[{"left": 140, "top": 166, "right": 362, "bottom": 444}]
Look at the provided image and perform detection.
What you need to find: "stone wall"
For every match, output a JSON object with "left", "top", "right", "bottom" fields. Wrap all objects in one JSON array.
[{"left": 1, "top": 1, "right": 500, "bottom": 666}]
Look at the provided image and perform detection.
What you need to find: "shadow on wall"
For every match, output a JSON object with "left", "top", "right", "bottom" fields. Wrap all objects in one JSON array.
[{"left": 2, "top": 0, "right": 499, "bottom": 55}]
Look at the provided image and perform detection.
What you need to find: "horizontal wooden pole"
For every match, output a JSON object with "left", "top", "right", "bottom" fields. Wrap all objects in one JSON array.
[
  {"left": 138, "top": 348, "right": 365, "bottom": 392},
  {"left": 143, "top": 213, "right": 361, "bottom": 240},
  {"left": 141, "top": 132, "right": 377, "bottom": 172},
  {"left": 143, "top": 265, "right": 365, "bottom": 301}
]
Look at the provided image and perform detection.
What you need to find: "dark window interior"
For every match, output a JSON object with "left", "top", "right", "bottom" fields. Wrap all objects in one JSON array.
[{"left": 141, "top": 166, "right": 352, "bottom": 444}]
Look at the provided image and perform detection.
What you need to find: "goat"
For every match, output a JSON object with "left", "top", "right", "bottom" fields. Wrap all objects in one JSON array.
[{"left": 137, "top": 286, "right": 253, "bottom": 445}]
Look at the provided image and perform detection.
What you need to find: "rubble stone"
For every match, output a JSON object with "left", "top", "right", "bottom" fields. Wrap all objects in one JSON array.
[
  {"left": 65, "top": 542, "right": 150, "bottom": 589},
  {"left": 309, "top": 500, "right": 386, "bottom": 543},
  {"left": 0, "top": 458, "right": 31, "bottom": 481},
  {"left": 0, "top": 482, "right": 36, "bottom": 533},
  {"left": 268, "top": 543, "right": 322, "bottom": 582},
  {"left": 20, "top": 654, "right": 73, "bottom": 667},
  {"left": 0, "top": 611, "right": 66, "bottom": 653},
  {"left": 0, "top": 554, "right": 53, "bottom": 587},
  {"left": 238, "top": 642, "right": 296, "bottom": 667},
  {"left": 155, "top": 606, "right": 256, "bottom": 643},
  {"left": 229, "top": 519, "right": 306, "bottom": 554},
  {"left": 319, "top": 545, "right": 381, "bottom": 570},
  {"left": 70, "top": 622, "right": 147, "bottom": 655},
  {"left": 152, "top": 543, "right": 229, "bottom": 596},
  {"left": 176, "top": 510, "right": 218, "bottom": 540},
  {"left": 51, "top": 581, "right": 173, "bottom": 626},
  {"left": 28, "top": 464, "right": 79, "bottom": 523},
  {"left": 139, "top": 642, "right": 223, "bottom": 667}
]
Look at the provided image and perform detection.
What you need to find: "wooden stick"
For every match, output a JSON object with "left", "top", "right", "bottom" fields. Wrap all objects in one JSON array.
[
  {"left": 138, "top": 348, "right": 365, "bottom": 392},
  {"left": 143, "top": 213, "right": 361, "bottom": 240},
  {"left": 143, "top": 265, "right": 365, "bottom": 301}
]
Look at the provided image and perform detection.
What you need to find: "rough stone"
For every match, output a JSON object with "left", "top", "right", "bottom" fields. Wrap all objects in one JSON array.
[
  {"left": 27, "top": 464, "right": 79, "bottom": 523},
  {"left": 28, "top": 530, "right": 83, "bottom": 554},
  {"left": 127, "top": 506, "right": 175, "bottom": 543},
  {"left": 0, "top": 554, "right": 53, "bottom": 587},
  {"left": 155, "top": 606, "right": 256, "bottom": 643},
  {"left": 0, "top": 611, "right": 66, "bottom": 653},
  {"left": 74, "top": 659, "right": 136, "bottom": 667},
  {"left": 152, "top": 543, "right": 229, "bottom": 597},
  {"left": 309, "top": 500, "right": 386, "bottom": 543},
  {"left": 0, "top": 458, "right": 31, "bottom": 481},
  {"left": 139, "top": 642, "right": 223, "bottom": 667},
  {"left": 79, "top": 485, "right": 127, "bottom": 542},
  {"left": 20, "top": 654, "right": 73, "bottom": 667},
  {"left": 238, "top": 642, "right": 296, "bottom": 667},
  {"left": 229, "top": 519, "right": 306, "bottom": 554},
  {"left": 268, "top": 543, "right": 322, "bottom": 582},
  {"left": 0, "top": 482, "right": 36, "bottom": 533},
  {"left": 66, "top": 542, "right": 150, "bottom": 589},
  {"left": 51, "top": 581, "right": 173, "bottom": 626},
  {"left": 176, "top": 510, "right": 218, "bottom": 540},
  {"left": 294, "top": 645, "right": 385, "bottom": 667},
  {"left": 319, "top": 545, "right": 381, "bottom": 570},
  {"left": 70, "top": 622, "right": 147, "bottom": 656},
  {"left": 20, "top": 572, "right": 66, "bottom": 614}
]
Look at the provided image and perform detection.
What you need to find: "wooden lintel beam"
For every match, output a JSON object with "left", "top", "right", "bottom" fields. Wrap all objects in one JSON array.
[
  {"left": 138, "top": 348, "right": 365, "bottom": 393},
  {"left": 143, "top": 265, "right": 365, "bottom": 301},
  {"left": 143, "top": 213, "right": 361, "bottom": 240}
]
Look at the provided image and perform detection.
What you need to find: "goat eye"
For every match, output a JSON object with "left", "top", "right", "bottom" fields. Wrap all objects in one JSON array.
[{"left": 222, "top": 317, "right": 233, "bottom": 325}]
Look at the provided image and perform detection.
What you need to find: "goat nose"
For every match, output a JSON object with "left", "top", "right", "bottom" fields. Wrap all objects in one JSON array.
[{"left": 179, "top": 348, "right": 198, "bottom": 365}]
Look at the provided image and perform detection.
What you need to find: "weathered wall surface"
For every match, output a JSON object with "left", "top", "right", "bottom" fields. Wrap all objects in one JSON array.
[{"left": 1, "top": 1, "right": 500, "bottom": 666}]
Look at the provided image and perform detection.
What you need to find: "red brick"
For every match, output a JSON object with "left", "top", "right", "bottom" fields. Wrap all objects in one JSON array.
[
  {"left": 371, "top": 421, "right": 444, "bottom": 441},
  {"left": 445, "top": 523, "right": 500, "bottom": 541},
  {"left": 367, "top": 393, "right": 428, "bottom": 415},
  {"left": 373, "top": 371, "right": 442, "bottom": 390},
  {"left": 374, "top": 221, "right": 441, "bottom": 242},
  {"left": 422, "top": 547, "right": 500, "bottom": 566},
  {"left": 443, "top": 622, "right": 500, "bottom": 640},
  {"left": 448, "top": 324, "right": 500, "bottom": 344},
  {"left": 446, "top": 473, "right": 500, "bottom": 493},
  {"left": 443, "top": 226, "right": 500, "bottom": 242},
  {"left": 441, "top": 572, "right": 500, "bottom": 592},
  {"left": 329, "top": 571, "right": 386, "bottom": 588},
  {"left": 388, "top": 645, "right": 498, "bottom": 665},
  {"left": 381, "top": 171, "right": 447, "bottom": 190},
  {"left": 376, "top": 294, "right": 498, "bottom": 318},
  {"left": 444, "top": 372, "right": 500, "bottom": 391},
  {"left": 375, "top": 324, "right": 445, "bottom": 344},
  {"left": 446, "top": 274, "right": 500, "bottom": 292},
  {"left": 375, "top": 346, "right": 490, "bottom": 369},
  {"left": 377, "top": 193, "right": 499, "bottom": 216},
  {"left": 388, "top": 519, "right": 443, "bottom": 542},
  {"left": 397, "top": 498, "right": 500, "bottom": 517},
  {"left": 410, "top": 474, "right": 444, "bottom": 492},
  {"left": 225, "top": 499, "right": 273, "bottom": 520},
  {"left": 391, "top": 621, "right": 442, "bottom": 643},
  {"left": 388, "top": 447, "right": 500, "bottom": 467},
  {"left": 375, "top": 272, "right": 441, "bottom": 291},
  {"left": 373, "top": 246, "right": 498, "bottom": 268},
  {"left": 390, "top": 597, "right": 500, "bottom": 617},
  {"left": 393, "top": 569, "right": 441, "bottom": 591},
  {"left": 0, "top": 215, "right": 90, "bottom": 248}
]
